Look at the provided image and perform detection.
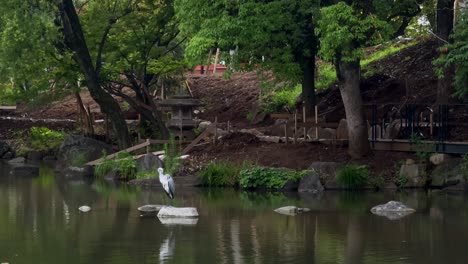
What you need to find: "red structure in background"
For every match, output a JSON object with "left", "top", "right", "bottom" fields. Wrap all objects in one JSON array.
[{"left": 189, "top": 64, "right": 228, "bottom": 75}]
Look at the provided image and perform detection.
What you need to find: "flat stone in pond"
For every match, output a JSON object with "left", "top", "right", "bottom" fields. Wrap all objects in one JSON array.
[
  {"left": 157, "top": 206, "right": 199, "bottom": 218},
  {"left": 371, "top": 201, "right": 415, "bottom": 220},
  {"left": 274, "top": 206, "right": 311, "bottom": 216},
  {"left": 138, "top": 204, "right": 164, "bottom": 213}
]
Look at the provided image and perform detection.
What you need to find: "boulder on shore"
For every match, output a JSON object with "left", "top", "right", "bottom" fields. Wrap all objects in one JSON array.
[
  {"left": 136, "top": 154, "right": 164, "bottom": 172},
  {"left": 57, "top": 134, "right": 113, "bottom": 168},
  {"left": 298, "top": 171, "right": 324, "bottom": 193}
]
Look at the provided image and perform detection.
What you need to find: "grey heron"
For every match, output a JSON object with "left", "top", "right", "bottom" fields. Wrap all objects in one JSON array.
[{"left": 158, "top": 167, "right": 175, "bottom": 199}]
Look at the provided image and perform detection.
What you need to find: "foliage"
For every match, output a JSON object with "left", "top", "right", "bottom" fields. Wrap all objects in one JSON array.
[
  {"left": 316, "top": 63, "right": 337, "bottom": 90},
  {"left": 19, "top": 127, "right": 66, "bottom": 153},
  {"left": 434, "top": 12, "right": 468, "bottom": 98},
  {"left": 135, "top": 169, "right": 158, "bottom": 180},
  {"left": 410, "top": 133, "right": 434, "bottom": 164},
  {"left": 336, "top": 164, "right": 369, "bottom": 189},
  {"left": 163, "top": 135, "right": 181, "bottom": 175},
  {"left": 318, "top": 2, "right": 390, "bottom": 63},
  {"left": 239, "top": 166, "right": 309, "bottom": 190},
  {"left": 368, "top": 173, "right": 385, "bottom": 190},
  {"left": 71, "top": 152, "right": 89, "bottom": 167},
  {"left": 361, "top": 41, "right": 417, "bottom": 67},
  {"left": 198, "top": 161, "right": 241, "bottom": 187},
  {"left": 95, "top": 151, "right": 137, "bottom": 180},
  {"left": 460, "top": 155, "right": 468, "bottom": 180},
  {"left": 262, "top": 84, "right": 301, "bottom": 113},
  {"left": 175, "top": 0, "right": 319, "bottom": 101},
  {"left": 396, "top": 171, "right": 409, "bottom": 188}
]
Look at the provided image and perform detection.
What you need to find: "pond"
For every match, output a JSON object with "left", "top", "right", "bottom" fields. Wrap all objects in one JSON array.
[{"left": 1, "top": 163, "right": 468, "bottom": 264}]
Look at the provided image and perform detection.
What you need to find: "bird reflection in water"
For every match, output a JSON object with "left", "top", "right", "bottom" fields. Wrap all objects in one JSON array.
[{"left": 159, "top": 231, "right": 175, "bottom": 263}]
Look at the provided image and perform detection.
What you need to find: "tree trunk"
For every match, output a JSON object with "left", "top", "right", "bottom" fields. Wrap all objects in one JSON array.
[
  {"left": 302, "top": 57, "right": 316, "bottom": 116},
  {"left": 336, "top": 59, "right": 371, "bottom": 158},
  {"left": 436, "top": 0, "right": 455, "bottom": 103},
  {"left": 58, "top": 0, "right": 131, "bottom": 148}
]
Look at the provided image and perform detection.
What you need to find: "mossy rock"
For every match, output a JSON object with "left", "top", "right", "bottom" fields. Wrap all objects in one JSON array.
[{"left": 430, "top": 158, "right": 465, "bottom": 188}]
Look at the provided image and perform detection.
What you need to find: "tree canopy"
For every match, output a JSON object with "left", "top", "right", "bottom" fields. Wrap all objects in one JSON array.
[{"left": 175, "top": 0, "right": 320, "bottom": 113}]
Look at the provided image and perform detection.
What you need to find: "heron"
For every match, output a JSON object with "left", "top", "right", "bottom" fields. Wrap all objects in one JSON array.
[{"left": 158, "top": 167, "right": 175, "bottom": 199}]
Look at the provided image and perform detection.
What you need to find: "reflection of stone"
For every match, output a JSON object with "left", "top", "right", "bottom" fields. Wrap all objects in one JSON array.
[
  {"left": 138, "top": 204, "right": 164, "bottom": 213},
  {"left": 274, "top": 206, "right": 311, "bottom": 216},
  {"left": 157, "top": 206, "right": 199, "bottom": 218},
  {"left": 158, "top": 217, "right": 199, "bottom": 226},
  {"left": 371, "top": 201, "right": 415, "bottom": 220}
]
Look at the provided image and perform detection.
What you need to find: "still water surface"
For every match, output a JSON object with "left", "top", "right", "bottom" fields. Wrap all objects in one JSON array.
[{"left": 1, "top": 163, "right": 468, "bottom": 264}]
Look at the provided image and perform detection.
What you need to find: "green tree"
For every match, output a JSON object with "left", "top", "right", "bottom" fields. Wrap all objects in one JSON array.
[
  {"left": 0, "top": 0, "right": 184, "bottom": 146},
  {"left": 175, "top": 0, "right": 319, "bottom": 114},
  {"left": 318, "top": 0, "right": 421, "bottom": 158},
  {"left": 436, "top": 11, "right": 468, "bottom": 98}
]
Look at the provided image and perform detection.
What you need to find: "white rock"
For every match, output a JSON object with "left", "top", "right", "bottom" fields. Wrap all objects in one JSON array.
[
  {"left": 371, "top": 201, "right": 415, "bottom": 220},
  {"left": 157, "top": 206, "right": 199, "bottom": 218},
  {"left": 78, "top": 205, "right": 91, "bottom": 212}
]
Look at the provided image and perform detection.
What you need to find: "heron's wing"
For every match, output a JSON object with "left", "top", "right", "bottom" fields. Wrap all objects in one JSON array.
[{"left": 167, "top": 176, "right": 175, "bottom": 199}]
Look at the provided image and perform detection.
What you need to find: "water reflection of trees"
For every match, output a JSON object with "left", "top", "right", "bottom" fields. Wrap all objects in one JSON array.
[{"left": 2, "top": 165, "right": 468, "bottom": 264}]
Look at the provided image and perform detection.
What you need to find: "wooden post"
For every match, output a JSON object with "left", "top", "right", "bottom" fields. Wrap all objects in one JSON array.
[
  {"left": 284, "top": 123, "right": 289, "bottom": 145},
  {"left": 430, "top": 111, "right": 434, "bottom": 136},
  {"left": 302, "top": 105, "right": 306, "bottom": 140},
  {"left": 315, "top": 105, "right": 319, "bottom": 139},
  {"left": 146, "top": 138, "right": 150, "bottom": 154},
  {"left": 105, "top": 115, "right": 110, "bottom": 143},
  {"left": 205, "top": 49, "right": 213, "bottom": 75},
  {"left": 293, "top": 112, "right": 298, "bottom": 144},
  {"left": 213, "top": 48, "right": 220, "bottom": 74},
  {"left": 137, "top": 114, "right": 141, "bottom": 142},
  {"left": 214, "top": 117, "right": 218, "bottom": 144}
]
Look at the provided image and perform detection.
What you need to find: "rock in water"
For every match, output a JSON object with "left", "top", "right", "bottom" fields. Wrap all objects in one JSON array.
[
  {"left": 138, "top": 204, "right": 164, "bottom": 213},
  {"left": 157, "top": 207, "right": 199, "bottom": 218},
  {"left": 79, "top": 206, "right": 92, "bottom": 212},
  {"left": 371, "top": 201, "right": 415, "bottom": 220},
  {"left": 274, "top": 206, "right": 311, "bottom": 216}
]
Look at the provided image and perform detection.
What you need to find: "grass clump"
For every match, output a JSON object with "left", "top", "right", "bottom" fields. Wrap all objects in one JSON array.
[
  {"left": 164, "top": 135, "right": 181, "bottom": 175},
  {"left": 262, "top": 84, "right": 301, "bottom": 113},
  {"left": 239, "top": 166, "right": 309, "bottom": 190},
  {"left": 198, "top": 161, "right": 240, "bottom": 187},
  {"left": 95, "top": 151, "right": 137, "bottom": 180},
  {"left": 336, "top": 164, "right": 369, "bottom": 189}
]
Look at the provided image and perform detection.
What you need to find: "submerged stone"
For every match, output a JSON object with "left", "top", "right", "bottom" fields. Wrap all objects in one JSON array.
[
  {"left": 371, "top": 201, "right": 415, "bottom": 220},
  {"left": 158, "top": 217, "right": 199, "bottom": 226},
  {"left": 79, "top": 205, "right": 92, "bottom": 212}
]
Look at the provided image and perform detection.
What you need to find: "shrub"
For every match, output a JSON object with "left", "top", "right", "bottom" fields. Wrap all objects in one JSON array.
[
  {"left": 336, "top": 164, "right": 369, "bottom": 189},
  {"left": 239, "top": 166, "right": 309, "bottom": 189},
  {"left": 29, "top": 126, "right": 65, "bottom": 151},
  {"left": 198, "top": 161, "right": 240, "bottom": 187},
  {"left": 95, "top": 151, "right": 137, "bottom": 180}
]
